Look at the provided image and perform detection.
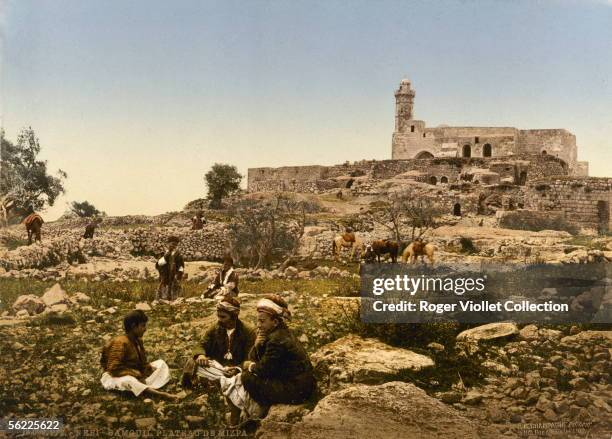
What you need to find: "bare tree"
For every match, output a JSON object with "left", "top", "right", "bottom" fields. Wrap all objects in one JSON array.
[
  {"left": 367, "top": 189, "right": 444, "bottom": 242},
  {"left": 228, "top": 194, "right": 308, "bottom": 269}
]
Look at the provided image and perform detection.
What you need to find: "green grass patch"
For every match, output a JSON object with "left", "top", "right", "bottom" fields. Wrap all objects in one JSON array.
[
  {"left": 563, "top": 235, "right": 608, "bottom": 250},
  {"left": 1, "top": 236, "right": 29, "bottom": 250}
]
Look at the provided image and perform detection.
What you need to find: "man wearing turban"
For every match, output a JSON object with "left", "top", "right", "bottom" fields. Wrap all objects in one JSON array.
[{"left": 182, "top": 296, "right": 255, "bottom": 388}]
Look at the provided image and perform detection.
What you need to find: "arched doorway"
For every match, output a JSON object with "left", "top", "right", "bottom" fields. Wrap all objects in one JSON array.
[
  {"left": 429, "top": 176, "right": 437, "bottom": 185},
  {"left": 415, "top": 151, "right": 434, "bottom": 159},
  {"left": 541, "top": 150, "right": 547, "bottom": 155},
  {"left": 483, "top": 144, "right": 492, "bottom": 157},
  {"left": 440, "top": 176, "right": 448, "bottom": 184},
  {"left": 453, "top": 203, "right": 461, "bottom": 216},
  {"left": 462, "top": 145, "right": 471, "bottom": 158},
  {"left": 597, "top": 201, "right": 609, "bottom": 234},
  {"left": 346, "top": 178, "right": 355, "bottom": 188}
]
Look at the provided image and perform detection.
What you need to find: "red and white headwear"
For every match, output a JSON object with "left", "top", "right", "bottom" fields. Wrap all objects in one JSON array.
[
  {"left": 257, "top": 296, "right": 291, "bottom": 320},
  {"left": 217, "top": 296, "right": 241, "bottom": 315}
]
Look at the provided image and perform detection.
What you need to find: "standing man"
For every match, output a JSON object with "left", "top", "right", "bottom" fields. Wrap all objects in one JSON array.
[
  {"left": 83, "top": 217, "right": 103, "bottom": 239},
  {"left": 155, "top": 236, "right": 185, "bottom": 301},
  {"left": 202, "top": 255, "right": 239, "bottom": 299},
  {"left": 191, "top": 211, "right": 206, "bottom": 230}
]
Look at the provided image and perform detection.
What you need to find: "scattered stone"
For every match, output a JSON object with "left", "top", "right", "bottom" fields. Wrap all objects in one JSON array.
[
  {"left": 456, "top": 322, "right": 518, "bottom": 342},
  {"left": 41, "top": 283, "right": 70, "bottom": 307},
  {"left": 135, "top": 302, "right": 152, "bottom": 311},
  {"left": 461, "top": 391, "right": 483, "bottom": 405},
  {"left": 438, "top": 391, "right": 462, "bottom": 404},
  {"left": 569, "top": 377, "right": 589, "bottom": 391},
  {"left": 12, "top": 295, "right": 45, "bottom": 315},
  {"left": 311, "top": 335, "right": 434, "bottom": 394},
  {"left": 519, "top": 324, "right": 539, "bottom": 340},
  {"left": 427, "top": 342, "right": 445, "bottom": 352},
  {"left": 134, "top": 418, "right": 156, "bottom": 429},
  {"left": 272, "top": 382, "right": 503, "bottom": 439}
]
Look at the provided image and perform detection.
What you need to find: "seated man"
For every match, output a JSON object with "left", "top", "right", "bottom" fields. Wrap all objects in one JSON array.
[
  {"left": 100, "top": 310, "right": 183, "bottom": 400},
  {"left": 202, "top": 255, "right": 239, "bottom": 299},
  {"left": 196, "top": 295, "right": 316, "bottom": 427},
  {"left": 241, "top": 295, "right": 316, "bottom": 408},
  {"left": 182, "top": 296, "right": 255, "bottom": 388}
]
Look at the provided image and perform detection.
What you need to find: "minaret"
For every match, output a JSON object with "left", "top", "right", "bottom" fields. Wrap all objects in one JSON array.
[{"left": 394, "top": 79, "right": 415, "bottom": 133}]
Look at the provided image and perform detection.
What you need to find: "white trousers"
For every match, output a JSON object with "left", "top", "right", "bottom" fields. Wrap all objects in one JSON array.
[
  {"left": 196, "top": 360, "right": 267, "bottom": 420},
  {"left": 100, "top": 359, "right": 170, "bottom": 396}
]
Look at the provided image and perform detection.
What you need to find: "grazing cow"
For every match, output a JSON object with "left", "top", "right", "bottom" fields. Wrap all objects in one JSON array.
[
  {"left": 23, "top": 213, "right": 44, "bottom": 245},
  {"left": 332, "top": 233, "right": 365, "bottom": 261},
  {"left": 364, "top": 239, "right": 399, "bottom": 263},
  {"left": 401, "top": 240, "right": 435, "bottom": 265}
]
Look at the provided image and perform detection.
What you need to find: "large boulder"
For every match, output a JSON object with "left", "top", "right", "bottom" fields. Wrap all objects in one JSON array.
[
  {"left": 12, "top": 295, "right": 45, "bottom": 315},
  {"left": 41, "top": 283, "right": 70, "bottom": 307},
  {"left": 259, "top": 382, "right": 512, "bottom": 439},
  {"left": 456, "top": 322, "right": 518, "bottom": 342},
  {"left": 311, "top": 335, "right": 434, "bottom": 394}
]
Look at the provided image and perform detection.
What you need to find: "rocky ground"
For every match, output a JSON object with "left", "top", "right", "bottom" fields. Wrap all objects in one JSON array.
[{"left": 1, "top": 215, "right": 611, "bottom": 438}]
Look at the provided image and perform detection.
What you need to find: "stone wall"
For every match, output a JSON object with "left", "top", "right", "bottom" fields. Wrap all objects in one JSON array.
[
  {"left": 525, "top": 177, "right": 612, "bottom": 232},
  {"left": 248, "top": 154, "right": 570, "bottom": 194},
  {"left": 517, "top": 129, "right": 577, "bottom": 169},
  {"left": 0, "top": 224, "right": 230, "bottom": 271}
]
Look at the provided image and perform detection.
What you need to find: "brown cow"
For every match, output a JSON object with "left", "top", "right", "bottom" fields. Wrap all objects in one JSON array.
[
  {"left": 364, "top": 239, "right": 399, "bottom": 263},
  {"left": 23, "top": 213, "right": 44, "bottom": 245}
]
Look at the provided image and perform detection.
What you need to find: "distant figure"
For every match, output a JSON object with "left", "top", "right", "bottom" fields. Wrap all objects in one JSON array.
[
  {"left": 155, "top": 236, "right": 185, "bottom": 301},
  {"left": 202, "top": 255, "right": 239, "bottom": 299},
  {"left": 100, "top": 310, "right": 183, "bottom": 400},
  {"left": 23, "top": 212, "right": 44, "bottom": 245},
  {"left": 83, "top": 218, "right": 103, "bottom": 239},
  {"left": 191, "top": 211, "right": 206, "bottom": 230}
]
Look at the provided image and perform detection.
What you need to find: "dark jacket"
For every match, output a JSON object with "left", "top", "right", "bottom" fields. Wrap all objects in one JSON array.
[
  {"left": 155, "top": 250, "right": 185, "bottom": 285},
  {"left": 101, "top": 335, "right": 152, "bottom": 378},
  {"left": 194, "top": 319, "right": 255, "bottom": 367},
  {"left": 242, "top": 325, "right": 316, "bottom": 405}
]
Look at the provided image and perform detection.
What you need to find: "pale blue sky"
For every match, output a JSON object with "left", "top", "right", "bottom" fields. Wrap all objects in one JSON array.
[{"left": 1, "top": 0, "right": 611, "bottom": 219}]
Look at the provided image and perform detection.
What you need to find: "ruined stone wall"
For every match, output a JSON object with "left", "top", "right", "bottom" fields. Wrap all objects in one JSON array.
[
  {"left": 248, "top": 154, "right": 571, "bottom": 194},
  {"left": 525, "top": 177, "right": 612, "bottom": 232},
  {"left": 517, "top": 129, "right": 577, "bottom": 170}
]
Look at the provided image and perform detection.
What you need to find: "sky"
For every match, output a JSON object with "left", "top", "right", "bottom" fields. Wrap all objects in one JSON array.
[{"left": 1, "top": 0, "right": 611, "bottom": 220}]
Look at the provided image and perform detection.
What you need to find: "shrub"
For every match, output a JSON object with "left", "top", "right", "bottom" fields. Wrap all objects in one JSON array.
[
  {"left": 459, "top": 237, "right": 478, "bottom": 254},
  {"left": 499, "top": 211, "right": 579, "bottom": 235}
]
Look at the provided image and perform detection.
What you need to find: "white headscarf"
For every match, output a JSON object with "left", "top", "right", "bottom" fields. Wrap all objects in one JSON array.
[{"left": 257, "top": 298, "right": 291, "bottom": 320}]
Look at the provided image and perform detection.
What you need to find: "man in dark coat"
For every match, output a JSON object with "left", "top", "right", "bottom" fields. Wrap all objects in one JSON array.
[
  {"left": 83, "top": 217, "right": 102, "bottom": 239},
  {"left": 241, "top": 295, "right": 316, "bottom": 407},
  {"left": 182, "top": 296, "right": 255, "bottom": 387},
  {"left": 155, "top": 236, "right": 185, "bottom": 301},
  {"left": 191, "top": 211, "right": 206, "bottom": 230}
]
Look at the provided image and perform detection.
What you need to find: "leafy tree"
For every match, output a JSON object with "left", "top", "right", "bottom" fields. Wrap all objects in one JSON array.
[
  {"left": 204, "top": 163, "right": 242, "bottom": 209},
  {"left": 70, "top": 200, "right": 105, "bottom": 218},
  {"left": 0, "top": 127, "right": 67, "bottom": 215}
]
